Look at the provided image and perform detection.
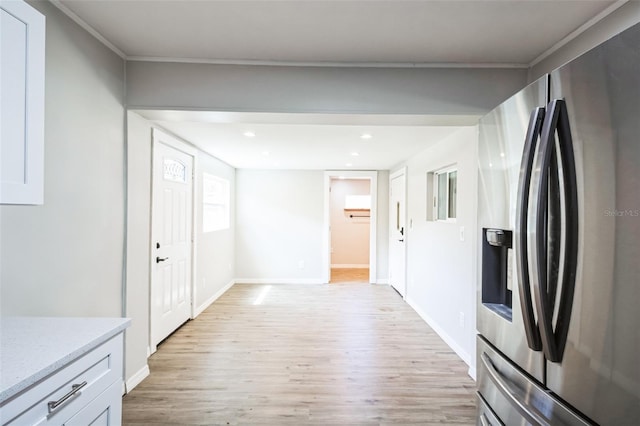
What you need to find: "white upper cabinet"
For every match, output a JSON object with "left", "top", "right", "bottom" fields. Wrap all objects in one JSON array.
[{"left": 1, "top": 0, "right": 45, "bottom": 205}]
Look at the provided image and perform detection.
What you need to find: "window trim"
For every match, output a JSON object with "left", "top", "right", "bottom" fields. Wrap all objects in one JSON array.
[{"left": 431, "top": 165, "right": 457, "bottom": 223}]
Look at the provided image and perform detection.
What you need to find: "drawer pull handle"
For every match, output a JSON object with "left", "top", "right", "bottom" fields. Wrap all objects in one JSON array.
[{"left": 47, "top": 381, "right": 88, "bottom": 413}]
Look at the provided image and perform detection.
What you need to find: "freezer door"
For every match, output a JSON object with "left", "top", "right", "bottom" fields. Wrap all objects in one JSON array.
[
  {"left": 477, "top": 77, "right": 546, "bottom": 383},
  {"left": 477, "top": 336, "right": 592, "bottom": 426},
  {"left": 546, "top": 22, "right": 640, "bottom": 425}
]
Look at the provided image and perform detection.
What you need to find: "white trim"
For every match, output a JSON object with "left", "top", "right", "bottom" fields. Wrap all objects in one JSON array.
[
  {"left": 125, "top": 364, "right": 150, "bottom": 393},
  {"left": 331, "top": 264, "right": 369, "bottom": 269},
  {"left": 432, "top": 165, "right": 458, "bottom": 223},
  {"left": 324, "top": 171, "right": 378, "bottom": 285},
  {"left": 193, "top": 280, "right": 235, "bottom": 317},
  {"left": 528, "top": 0, "right": 629, "bottom": 67},
  {"left": 375, "top": 279, "right": 389, "bottom": 285},
  {"left": 49, "top": 0, "right": 126, "bottom": 59},
  {"left": 235, "top": 278, "right": 325, "bottom": 285},
  {"left": 126, "top": 56, "right": 529, "bottom": 69},
  {"left": 152, "top": 128, "right": 198, "bottom": 156},
  {"left": 191, "top": 154, "right": 200, "bottom": 318},
  {"left": 468, "top": 366, "right": 477, "bottom": 382},
  {"left": 406, "top": 297, "right": 472, "bottom": 369}
]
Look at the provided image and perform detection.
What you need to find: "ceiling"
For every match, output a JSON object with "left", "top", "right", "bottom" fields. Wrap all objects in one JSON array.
[
  {"left": 57, "top": 0, "right": 622, "bottom": 169},
  {"left": 58, "top": 0, "right": 618, "bottom": 66},
  {"left": 137, "top": 110, "right": 475, "bottom": 169}
]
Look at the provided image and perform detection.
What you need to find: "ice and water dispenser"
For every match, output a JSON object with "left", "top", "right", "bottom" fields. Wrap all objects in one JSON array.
[{"left": 482, "top": 228, "right": 513, "bottom": 321}]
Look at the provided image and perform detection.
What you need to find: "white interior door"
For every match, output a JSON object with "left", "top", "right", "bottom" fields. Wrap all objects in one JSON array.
[
  {"left": 150, "top": 139, "right": 193, "bottom": 348},
  {"left": 389, "top": 169, "right": 407, "bottom": 297}
]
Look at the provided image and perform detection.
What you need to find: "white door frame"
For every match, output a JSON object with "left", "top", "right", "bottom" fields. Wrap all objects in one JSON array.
[
  {"left": 323, "top": 170, "right": 377, "bottom": 284},
  {"left": 389, "top": 167, "right": 408, "bottom": 297},
  {"left": 149, "top": 128, "right": 197, "bottom": 354}
]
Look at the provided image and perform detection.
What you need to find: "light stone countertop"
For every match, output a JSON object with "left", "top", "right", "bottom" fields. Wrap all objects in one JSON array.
[{"left": 0, "top": 317, "right": 131, "bottom": 404}]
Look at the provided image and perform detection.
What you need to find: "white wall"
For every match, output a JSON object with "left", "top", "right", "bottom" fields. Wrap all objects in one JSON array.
[
  {"left": 194, "top": 154, "right": 236, "bottom": 311},
  {"left": 235, "top": 170, "right": 325, "bottom": 283},
  {"left": 236, "top": 170, "right": 389, "bottom": 284},
  {"left": 330, "top": 179, "right": 370, "bottom": 267},
  {"left": 1, "top": 0, "right": 125, "bottom": 317},
  {"left": 529, "top": 1, "right": 640, "bottom": 81},
  {"left": 398, "top": 126, "right": 478, "bottom": 373},
  {"left": 124, "top": 111, "right": 153, "bottom": 389},
  {"left": 126, "top": 61, "right": 527, "bottom": 116},
  {"left": 125, "top": 113, "right": 236, "bottom": 388}
]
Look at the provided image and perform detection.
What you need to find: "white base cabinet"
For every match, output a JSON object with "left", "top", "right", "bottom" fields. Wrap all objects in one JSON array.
[{"left": 0, "top": 320, "right": 129, "bottom": 426}]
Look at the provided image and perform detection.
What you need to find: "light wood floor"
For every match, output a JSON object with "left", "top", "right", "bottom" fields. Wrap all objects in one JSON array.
[
  {"left": 122, "top": 284, "right": 476, "bottom": 425},
  {"left": 330, "top": 268, "right": 369, "bottom": 283}
]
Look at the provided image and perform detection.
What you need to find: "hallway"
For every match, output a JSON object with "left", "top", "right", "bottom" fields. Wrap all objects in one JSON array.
[{"left": 122, "top": 283, "right": 476, "bottom": 425}]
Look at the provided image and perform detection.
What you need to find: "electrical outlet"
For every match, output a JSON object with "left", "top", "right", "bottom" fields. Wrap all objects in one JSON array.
[
  {"left": 298, "top": 260, "right": 305, "bottom": 269},
  {"left": 459, "top": 226, "right": 465, "bottom": 242},
  {"left": 459, "top": 312, "right": 465, "bottom": 328}
]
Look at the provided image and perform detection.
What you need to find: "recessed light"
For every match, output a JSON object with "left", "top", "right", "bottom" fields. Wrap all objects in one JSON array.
[
  {"left": 489, "top": 163, "right": 493, "bottom": 168},
  {"left": 351, "top": 152, "right": 359, "bottom": 156},
  {"left": 361, "top": 133, "right": 372, "bottom": 140},
  {"left": 346, "top": 163, "right": 353, "bottom": 167},
  {"left": 500, "top": 152, "right": 505, "bottom": 157},
  {"left": 243, "top": 131, "right": 256, "bottom": 138}
]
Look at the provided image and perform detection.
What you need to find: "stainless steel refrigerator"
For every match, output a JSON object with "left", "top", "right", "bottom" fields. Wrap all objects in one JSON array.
[{"left": 476, "top": 22, "right": 639, "bottom": 425}]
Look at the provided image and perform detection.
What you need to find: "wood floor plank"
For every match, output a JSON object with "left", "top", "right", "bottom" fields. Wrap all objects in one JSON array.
[
  {"left": 330, "top": 268, "right": 369, "bottom": 283},
  {"left": 122, "top": 284, "right": 476, "bottom": 425}
]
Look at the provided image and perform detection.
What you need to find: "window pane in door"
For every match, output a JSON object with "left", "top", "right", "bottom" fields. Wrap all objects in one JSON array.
[
  {"left": 448, "top": 171, "right": 457, "bottom": 218},
  {"left": 437, "top": 173, "right": 447, "bottom": 220}
]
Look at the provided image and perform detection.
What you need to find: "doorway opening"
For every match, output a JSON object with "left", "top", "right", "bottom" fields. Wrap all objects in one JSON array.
[
  {"left": 329, "top": 177, "right": 371, "bottom": 283},
  {"left": 323, "top": 171, "right": 377, "bottom": 284}
]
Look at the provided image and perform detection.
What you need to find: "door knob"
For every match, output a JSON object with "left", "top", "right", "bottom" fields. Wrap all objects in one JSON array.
[{"left": 156, "top": 256, "right": 169, "bottom": 263}]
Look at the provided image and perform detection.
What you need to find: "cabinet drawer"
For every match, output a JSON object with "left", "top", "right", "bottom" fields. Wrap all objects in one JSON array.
[
  {"left": 65, "top": 380, "right": 122, "bottom": 426},
  {"left": 1, "top": 334, "right": 123, "bottom": 426}
]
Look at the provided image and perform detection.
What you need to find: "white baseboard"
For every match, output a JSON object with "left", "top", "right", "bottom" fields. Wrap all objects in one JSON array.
[
  {"left": 331, "top": 264, "right": 369, "bottom": 269},
  {"left": 235, "top": 278, "right": 325, "bottom": 285},
  {"left": 125, "top": 364, "right": 150, "bottom": 394},
  {"left": 375, "top": 279, "right": 389, "bottom": 285},
  {"left": 468, "top": 366, "right": 477, "bottom": 381},
  {"left": 193, "top": 279, "right": 235, "bottom": 318},
  {"left": 406, "top": 297, "right": 472, "bottom": 369}
]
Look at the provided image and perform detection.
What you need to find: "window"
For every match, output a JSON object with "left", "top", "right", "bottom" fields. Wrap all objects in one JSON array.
[
  {"left": 429, "top": 166, "right": 457, "bottom": 222},
  {"left": 202, "top": 173, "right": 230, "bottom": 232}
]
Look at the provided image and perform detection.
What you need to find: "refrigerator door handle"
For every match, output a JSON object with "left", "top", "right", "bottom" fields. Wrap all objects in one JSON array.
[
  {"left": 480, "top": 352, "right": 551, "bottom": 426},
  {"left": 515, "top": 107, "right": 545, "bottom": 351},
  {"left": 479, "top": 414, "right": 491, "bottom": 426},
  {"left": 529, "top": 99, "right": 579, "bottom": 363}
]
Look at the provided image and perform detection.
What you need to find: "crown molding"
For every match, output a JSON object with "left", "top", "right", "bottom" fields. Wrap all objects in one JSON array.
[
  {"left": 49, "top": 0, "right": 126, "bottom": 58},
  {"left": 528, "top": 0, "right": 629, "bottom": 68},
  {"left": 126, "top": 56, "right": 529, "bottom": 69}
]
